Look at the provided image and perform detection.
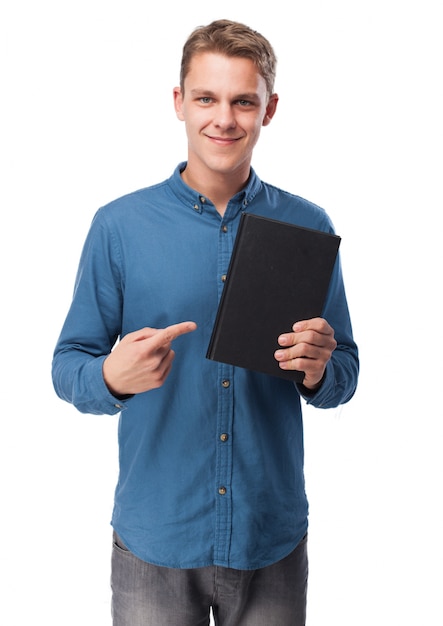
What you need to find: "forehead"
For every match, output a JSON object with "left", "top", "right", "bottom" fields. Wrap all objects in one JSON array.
[{"left": 184, "top": 52, "right": 267, "bottom": 94}]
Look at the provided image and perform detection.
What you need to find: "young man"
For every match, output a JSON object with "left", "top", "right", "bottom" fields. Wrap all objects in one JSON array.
[{"left": 52, "top": 19, "right": 359, "bottom": 626}]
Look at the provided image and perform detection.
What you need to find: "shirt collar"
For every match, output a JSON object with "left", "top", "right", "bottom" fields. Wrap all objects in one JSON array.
[{"left": 168, "top": 162, "right": 263, "bottom": 218}]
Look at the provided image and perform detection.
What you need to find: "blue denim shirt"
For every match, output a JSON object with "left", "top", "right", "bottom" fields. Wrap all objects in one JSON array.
[{"left": 52, "top": 163, "right": 359, "bottom": 570}]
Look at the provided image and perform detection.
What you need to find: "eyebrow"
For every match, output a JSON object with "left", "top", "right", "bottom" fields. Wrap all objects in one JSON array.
[{"left": 190, "top": 89, "right": 260, "bottom": 101}]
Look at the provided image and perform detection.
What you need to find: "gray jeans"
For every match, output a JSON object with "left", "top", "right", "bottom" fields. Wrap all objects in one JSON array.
[{"left": 111, "top": 531, "right": 308, "bottom": 625}]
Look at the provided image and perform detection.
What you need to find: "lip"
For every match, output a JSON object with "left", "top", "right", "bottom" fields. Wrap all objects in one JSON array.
[{"left": 206, "top": 135, "right": 242, "bottom": 145}]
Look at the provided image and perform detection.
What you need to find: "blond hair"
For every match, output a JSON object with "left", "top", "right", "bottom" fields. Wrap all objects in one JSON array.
[{"left": 180, "top": 19, "right": 277, "bottom": 97}]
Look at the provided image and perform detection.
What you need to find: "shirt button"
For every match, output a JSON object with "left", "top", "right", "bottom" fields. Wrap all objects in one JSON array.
[
  {"left": 221, "top": 225, "right": 228, "bottom": 233},
  {"left": 193, "top": 204, "right": 199, "bottom": 211},
  {"left": 222, "top": 380, "right": 230, "bottom": 388},
  {"left": 220, "top": 433, "right": 229, "bottom": 442},
  {"left": 218, "top": 486, "right": 227, "bottom": 495},
  {"left": 221, "top": 274, "right": 227, "bottom": 282},
  {"left": 114, "top": 403, "right": 123, "bottom": 409},
  {"left": 200, "top": 196, "right": 206, "bottom": 203}
]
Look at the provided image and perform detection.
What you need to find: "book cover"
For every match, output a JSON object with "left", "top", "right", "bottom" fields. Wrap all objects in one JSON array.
[{"left": 206, "top": 212, "right": 341, "bottom": 381}]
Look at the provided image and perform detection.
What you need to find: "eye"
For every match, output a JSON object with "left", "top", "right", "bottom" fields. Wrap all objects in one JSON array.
[
  {"left": 236, "top": 99, "right": 252, "bottom": 107},
  {"left": 199, "top": 97, "right": 213, "bottom": 104}
]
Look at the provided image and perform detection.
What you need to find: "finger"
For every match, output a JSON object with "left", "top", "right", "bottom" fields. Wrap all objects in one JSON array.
[
  {"left": 148, "top": 321, "right": 197, "bottom": 349},
  {"left": 277, "top": 356, "right": 310, "bottom": 372},
  {"left": 292, "top": 318, "right": 333, "bottom": 335},
  {"left": 279, "top": 318, "right": 334, "bottom": 347}
]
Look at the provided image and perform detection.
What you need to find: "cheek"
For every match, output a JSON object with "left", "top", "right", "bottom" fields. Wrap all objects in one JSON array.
[
  {"left": 247, "top": 120, "right": 264, "bottom": 145},
  {"left": 184, "top": 111, "right": 210, "bottom": 133}
]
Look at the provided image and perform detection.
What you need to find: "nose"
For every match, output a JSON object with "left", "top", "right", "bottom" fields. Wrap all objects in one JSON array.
[{"left": 213, "top": 103, "right": 236, "bottom": 130}]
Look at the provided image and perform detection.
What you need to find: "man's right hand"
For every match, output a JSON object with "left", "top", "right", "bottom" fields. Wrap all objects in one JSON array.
[{"left": 103, "top": 321, "right": 197, "bottom": 397}]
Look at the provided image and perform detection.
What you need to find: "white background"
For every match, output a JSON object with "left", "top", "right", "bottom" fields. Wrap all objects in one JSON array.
[{"left": 1, "top": 1, "right": 442, "bottom": 624}]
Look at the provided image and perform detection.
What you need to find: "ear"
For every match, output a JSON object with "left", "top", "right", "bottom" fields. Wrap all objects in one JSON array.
[
  {"left": 262, "top": 93, "right": 279, "bottom": 127},
  {"left": 173, "top": 87, "right": 185, "bottom": 121}
]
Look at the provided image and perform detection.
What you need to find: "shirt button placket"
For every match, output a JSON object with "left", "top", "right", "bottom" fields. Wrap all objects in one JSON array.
[
  {"left": 214, "top": 366, "right": 234, "bottom": 563},
  {"left": 215, "top": 214, "right": 235, "bottom": 563}
]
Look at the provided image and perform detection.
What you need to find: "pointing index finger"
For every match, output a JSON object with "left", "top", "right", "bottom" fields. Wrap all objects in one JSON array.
[{"left": 151, "top": 321, "right": 197, "bottom": 348}]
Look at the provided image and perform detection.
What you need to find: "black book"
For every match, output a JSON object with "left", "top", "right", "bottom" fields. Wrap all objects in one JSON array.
[{"left": 206, "top": 212, "right": 341, "bottom": 381}]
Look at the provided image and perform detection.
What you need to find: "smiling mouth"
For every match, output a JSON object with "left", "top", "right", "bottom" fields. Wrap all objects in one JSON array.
[{"left": 207, "top": 135, "right": 242, "bottom": 144}]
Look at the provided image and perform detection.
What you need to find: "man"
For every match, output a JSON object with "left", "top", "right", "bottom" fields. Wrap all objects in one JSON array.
[{"left": 52, "top": 19, "right": 359, "bottom": 626}]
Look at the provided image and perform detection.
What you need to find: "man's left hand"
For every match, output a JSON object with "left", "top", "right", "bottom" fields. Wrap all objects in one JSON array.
[{"left": 274, "top": 318, "right": 337, "bottom": 390}]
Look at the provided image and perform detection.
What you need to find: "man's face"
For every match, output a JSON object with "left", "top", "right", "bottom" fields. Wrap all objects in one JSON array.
[{"left": 173, "top": 52, "right": 278, "bottom": 183}]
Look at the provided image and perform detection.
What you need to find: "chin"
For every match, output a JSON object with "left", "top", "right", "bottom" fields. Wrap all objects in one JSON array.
[{"left": 207, "top": 156, "right": 249, "bottom": 176}]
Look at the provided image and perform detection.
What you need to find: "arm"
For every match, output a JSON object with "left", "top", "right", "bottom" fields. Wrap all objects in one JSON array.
[
  {"left": 51, "top": 208, "right": 196, "bottom": 414},
  {"left": 274, "top": 256, "right": 359, "bottom": 409}
]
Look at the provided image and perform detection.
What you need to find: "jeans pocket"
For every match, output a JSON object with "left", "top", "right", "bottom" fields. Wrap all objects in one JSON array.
[{"left": 113, "top": 531, "right": 130, "bottom": 553}]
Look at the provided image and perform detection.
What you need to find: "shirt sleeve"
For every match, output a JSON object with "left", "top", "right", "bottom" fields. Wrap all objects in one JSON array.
[{"left": 51, "top": 208, "right": 128, "bottom": 415}]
